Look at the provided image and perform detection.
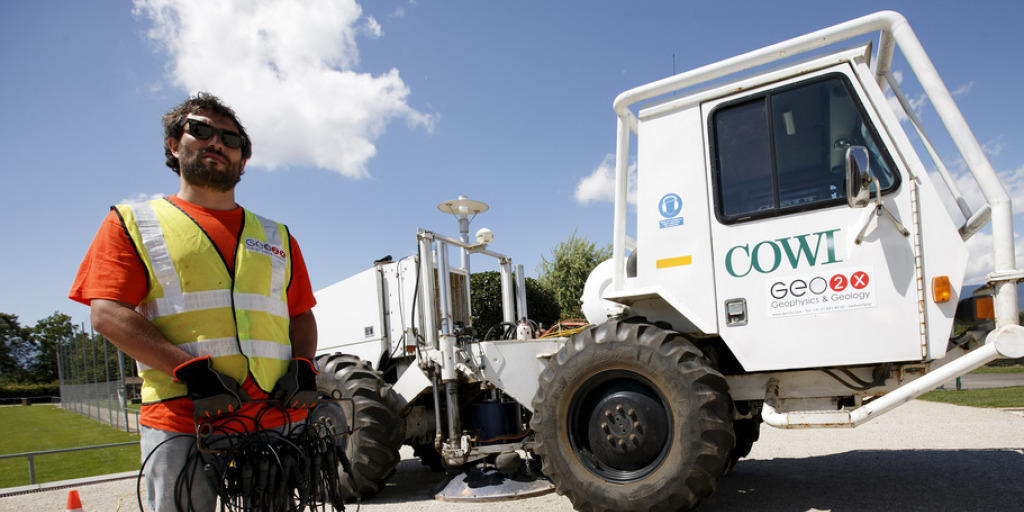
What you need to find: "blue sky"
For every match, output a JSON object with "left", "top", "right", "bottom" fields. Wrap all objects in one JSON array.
[{"left": 1, "top": 0, "right": 1022, "bottom": 329}]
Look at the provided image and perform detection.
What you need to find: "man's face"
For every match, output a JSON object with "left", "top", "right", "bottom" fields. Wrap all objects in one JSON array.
[{"left": 167, "top": 111, "right": 247, "bottom": 192}]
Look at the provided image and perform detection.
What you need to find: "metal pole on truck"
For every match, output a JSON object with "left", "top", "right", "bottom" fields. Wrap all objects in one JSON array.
[{"left": 437, "top": 196, "right": 489, "bottom": 274}]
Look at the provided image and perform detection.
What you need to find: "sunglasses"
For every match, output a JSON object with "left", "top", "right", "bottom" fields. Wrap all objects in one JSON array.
[{"left": 180, "top": 118, "right": 246, "bottom": 150}]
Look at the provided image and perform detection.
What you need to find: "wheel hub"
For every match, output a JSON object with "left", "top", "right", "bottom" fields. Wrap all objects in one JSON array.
[{"left": 583, "top": 385, "right": 669, "bottom": 474}]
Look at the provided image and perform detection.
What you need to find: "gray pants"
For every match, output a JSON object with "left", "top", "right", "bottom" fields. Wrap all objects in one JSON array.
[
  {"left": 139, "top": 422, "right": 301, "bottom": 512},
  {"left": 139, "top": 425, "right": 218, "bottom": 512}
]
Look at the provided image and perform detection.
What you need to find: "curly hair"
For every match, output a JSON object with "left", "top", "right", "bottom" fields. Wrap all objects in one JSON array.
[{"left": 161, "top": 92, "right": 253, "bottom": 174}]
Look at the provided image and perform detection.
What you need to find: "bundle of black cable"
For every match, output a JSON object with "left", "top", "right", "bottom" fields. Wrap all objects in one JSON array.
[{"left": 187, "top": 414, "right": 351, "bottom": 511}]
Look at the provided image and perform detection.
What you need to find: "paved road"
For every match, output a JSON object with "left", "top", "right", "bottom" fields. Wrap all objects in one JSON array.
[{"left": 4, "top": 399, "right": 1023, "bottom": 511}]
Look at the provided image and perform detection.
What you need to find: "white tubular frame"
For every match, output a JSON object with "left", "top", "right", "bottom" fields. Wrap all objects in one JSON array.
[
  {"left": 416, "top": 229, "right": 519, "bottom": 334},
  {"left": 762, "top": 323, "right": 1024, "bottom": 428},
  {"left": 610, "top": 10, "right": 1018, "bottom": 327}
]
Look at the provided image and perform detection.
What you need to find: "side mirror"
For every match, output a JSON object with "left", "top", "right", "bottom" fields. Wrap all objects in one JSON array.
[{"left": 845, "top": 146, "right": 872, "bottom": 208}]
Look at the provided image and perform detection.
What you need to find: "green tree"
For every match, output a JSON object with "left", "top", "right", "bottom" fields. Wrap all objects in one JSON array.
[
  {"left": 470, "top": 271, "right": 560, "bottom": 338},
  {"left": 0, "top": 313, "right": 31, "bottom": 383},
  {"left": 60, "top": 329, "right": 134, "bottom": 384},
  {"left": 525, "top": 278, "right": 561, "bottom": 329},
  {"left": 0, "top": 311, "right": 137, "bottom": 385},
  {"left": 538, "top": 230, "right": 612, "bottom": 319},
  {"left": 28, "top": 312, "right": 75, "bottom": 383}
]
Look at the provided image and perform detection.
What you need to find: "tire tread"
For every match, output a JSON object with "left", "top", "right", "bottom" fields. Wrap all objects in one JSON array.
[
  {"left": 314, "top": 353, "right": 402, "bottom": 499},
  {"left": 531, "top": 317, "right": 733, "bottom": 511}
]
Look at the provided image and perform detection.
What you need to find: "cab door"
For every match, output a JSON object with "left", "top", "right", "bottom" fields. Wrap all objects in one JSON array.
[{"left": 705, "top": 65, "right": 921, "bottom": 371}]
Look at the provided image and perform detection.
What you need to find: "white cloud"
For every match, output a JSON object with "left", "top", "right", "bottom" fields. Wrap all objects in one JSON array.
[
  {"left": 885, "top": 95, "right": 906, "bottom": 122},
  {"left": 998, "top": 165, "right": 1024, "bottom": 216},
  {"left": 951, "top": 81, "right": 975, "bottom": 97},
  {"left": 885, "top": 89, "right": 926, "bottom": 124},
  {"left": 951, "top": 162, "right": 1024, "bottom": 217},
  {"left": 950, "top": 159, "right": 1024, "bottom": 284},
  {"left": 940, "top": 137, "right": 1005, "bottom": 180},
  {"left": 363, "top": 16, "right": 382, "bottom": 38},
  {"left": 575, "top": 154, "right": 637, "bottom": 205},
  {"left": 884, "top": 71, "right": 911, "bottom": 122},
  {"left": 982, "top": 138, "right": 1004, "bottom": 158},
  {"left": 963, "top": 229, "right": 1024, "bottom": 284},
  {"left": 884, "top": 71, "right": 974, "bottom": 126},
  {"left": 119, "top": 192, "right": 166, "bottom": 205},
  {"left": 133, "top": 0, "right": 433, "bottom": 178}
]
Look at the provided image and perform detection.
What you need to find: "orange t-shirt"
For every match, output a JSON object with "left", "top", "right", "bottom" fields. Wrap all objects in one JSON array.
[{"left": 69, "top": 195, "right": 316, "bottom": 433}]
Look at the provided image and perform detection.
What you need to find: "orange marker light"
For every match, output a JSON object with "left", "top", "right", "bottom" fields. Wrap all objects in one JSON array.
[
  {"left": 975, "top": 296, "right": 994, "bottom": 319},
  {"left": 932, "top": 276, "right": 951, "bottom": 303}
]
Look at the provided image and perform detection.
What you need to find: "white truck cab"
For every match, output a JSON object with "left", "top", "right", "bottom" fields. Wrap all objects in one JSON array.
[{"left": 618, "top": 43, "right": 968, "bottom": 372}]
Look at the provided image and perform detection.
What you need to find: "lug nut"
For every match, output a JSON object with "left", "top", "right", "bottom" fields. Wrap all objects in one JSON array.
[
  {"left": 629, "top": 434, "right": 640, "bottom": 446},
  {"left": 628, "top": 408, "right": 637, "bottom": 420},
  {"left": 601, "top": 422, "right": 610, "bottom": 434}
]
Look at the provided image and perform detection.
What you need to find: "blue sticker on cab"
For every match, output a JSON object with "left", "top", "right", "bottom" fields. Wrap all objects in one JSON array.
[{"left": 659, "top": 193, "right": 684, "bottom": 228}]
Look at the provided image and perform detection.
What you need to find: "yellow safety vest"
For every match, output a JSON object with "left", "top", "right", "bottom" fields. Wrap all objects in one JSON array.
[{"left": 115, "top": 198, "right": 292, "bottom": 404}]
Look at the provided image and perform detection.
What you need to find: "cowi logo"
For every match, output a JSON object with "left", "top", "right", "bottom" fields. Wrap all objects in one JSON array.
[
  {"left": 725, "top": 229, "right": 841, "bottom": 277},
  {"left": 244, "top": 237, "right": 287, "bottom": 261}
]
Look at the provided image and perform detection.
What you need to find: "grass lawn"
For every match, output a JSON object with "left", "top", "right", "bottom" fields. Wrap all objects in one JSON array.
[
  {"left": 919, "top": 386, "right": 1024, "bottom": 408},
  {"left": 0, "top": 404, "right": 139, "bottom": 488},
  {"left": 971, "top": 365, "right": 1024, "bottom": 374}
]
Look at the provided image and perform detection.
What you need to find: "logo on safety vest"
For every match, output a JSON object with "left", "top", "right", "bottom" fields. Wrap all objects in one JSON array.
[{"left": 244, "top": 237, "right": 287, "bottom": 260}]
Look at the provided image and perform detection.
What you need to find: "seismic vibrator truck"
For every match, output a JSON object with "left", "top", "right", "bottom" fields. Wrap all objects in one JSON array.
[{"left": 309, "top": 11, "right": 1023, "bottom": 511}]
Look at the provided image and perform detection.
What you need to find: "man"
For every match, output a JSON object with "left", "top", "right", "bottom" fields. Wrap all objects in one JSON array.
[{"left": 69, "top": 92, "right": 319, "bottom": 511}]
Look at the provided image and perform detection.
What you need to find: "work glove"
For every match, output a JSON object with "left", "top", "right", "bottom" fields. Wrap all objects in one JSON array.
[
  {"left": 271, "top": 358, "right": 320, "bottom": 409},
  {"left": 172, "top": 356, "right": 250, "bottom": 419}
]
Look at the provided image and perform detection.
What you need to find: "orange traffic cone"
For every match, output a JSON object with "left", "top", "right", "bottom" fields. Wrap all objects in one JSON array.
[{"left": 65, "top": 489, "right": 83, "bottom": 511}]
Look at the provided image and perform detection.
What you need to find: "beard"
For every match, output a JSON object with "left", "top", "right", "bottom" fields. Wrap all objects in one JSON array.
[{"left": 179, "top": 147, "right": 243, "bottom": 192}]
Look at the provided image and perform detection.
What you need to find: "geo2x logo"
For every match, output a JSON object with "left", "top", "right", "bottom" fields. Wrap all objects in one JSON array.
[
  {"left": 770, "top": 271, "right": 870, "bottom": 299},
  {"left": 244, "top": 237, "right": 287, "bottom": 260}
]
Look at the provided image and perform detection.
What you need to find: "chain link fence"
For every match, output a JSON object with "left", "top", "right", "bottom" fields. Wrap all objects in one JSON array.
[{"left": 57, "top": 325, "right": 139, "bottom": 432}]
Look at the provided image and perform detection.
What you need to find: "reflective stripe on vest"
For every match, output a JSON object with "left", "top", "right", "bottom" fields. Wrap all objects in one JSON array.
[
  {"left": 135, "top": 338, "right": 294, "bottom": 364},
  {"left": 117, "top": 198, "right": 292, "bottom": 403}
]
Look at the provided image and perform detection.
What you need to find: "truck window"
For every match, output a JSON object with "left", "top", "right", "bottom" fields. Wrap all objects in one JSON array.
[{"left": 711, "top": 74, "right": 898, "bottom": 223}]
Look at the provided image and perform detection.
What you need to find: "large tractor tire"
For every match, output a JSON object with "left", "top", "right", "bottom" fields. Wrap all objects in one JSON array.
[
  {"left": 725, "top": 415, "right": 761, "bottom": 474},
  {"left": 310, "top": 353, "right": 402, "bottom": 500},
  {"left": 531, "top": 317, "right": 734, "bottom": 511},
  {"left": 733, "top": 418, "right": 760, "bottom": 459}
]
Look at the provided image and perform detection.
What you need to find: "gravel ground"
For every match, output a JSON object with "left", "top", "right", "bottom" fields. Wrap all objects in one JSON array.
[{"left": 4, "top": 399, "right": 1023, "bottom": 511}]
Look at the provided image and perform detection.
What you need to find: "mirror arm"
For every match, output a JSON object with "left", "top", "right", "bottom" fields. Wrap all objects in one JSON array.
[
  {"left": 854, "top": 207, "right": 878, "bottom": 245},
  {"left": 854, "top": 177, "right": 910, "bottom": 244}
]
